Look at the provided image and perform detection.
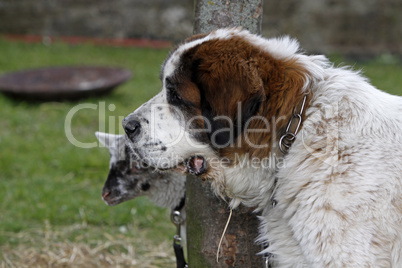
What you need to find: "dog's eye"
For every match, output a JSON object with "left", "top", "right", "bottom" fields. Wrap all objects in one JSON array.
[
  {"left": 166, "top": 86, "right": 182, "bottom": 104},
  {"left": 165, "top": 77, "right": 184, "bottom": 105}
]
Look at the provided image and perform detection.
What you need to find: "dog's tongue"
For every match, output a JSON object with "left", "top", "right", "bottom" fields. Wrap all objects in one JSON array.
[{"left": 187, "top": 156, "right": 206, "bottom": 175}]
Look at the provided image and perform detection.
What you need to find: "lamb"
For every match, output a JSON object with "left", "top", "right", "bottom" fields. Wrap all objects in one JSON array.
[{"left": 95, "top": 132, "right": 187, "bottom": 243}]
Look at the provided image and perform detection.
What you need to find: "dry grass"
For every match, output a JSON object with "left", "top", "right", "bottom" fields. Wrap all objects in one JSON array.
[{"left": 0, "top": 222, "right": 175, "bottom": 268}]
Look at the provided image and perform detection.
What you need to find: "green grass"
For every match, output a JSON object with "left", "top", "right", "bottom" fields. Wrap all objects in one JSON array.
[
  {"left": 0, "top": 39, "right": 175, "bottom": 267},
  {"left": 0, "top": 38, "right": 401, "bottom": 267}
]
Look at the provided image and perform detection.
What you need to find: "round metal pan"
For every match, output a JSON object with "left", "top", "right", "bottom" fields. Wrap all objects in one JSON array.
[{"left": 0, "top": 66, "right": 132, "bottom": 101}]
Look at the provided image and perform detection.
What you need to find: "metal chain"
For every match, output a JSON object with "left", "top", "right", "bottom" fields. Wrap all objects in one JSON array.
[
  {"left": 171, "top": 210, "right": 184, "bottom": 245},
  {"left": 279, "top": 94, "right": 308, "bottom": 154},
  {"left": 170, "top": 210, "right": 188, "bottom": 268}
]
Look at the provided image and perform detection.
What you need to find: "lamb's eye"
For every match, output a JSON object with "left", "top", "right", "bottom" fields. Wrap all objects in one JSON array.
[{"left": 141, "top": 182, "right": 151, "bottom": 191}]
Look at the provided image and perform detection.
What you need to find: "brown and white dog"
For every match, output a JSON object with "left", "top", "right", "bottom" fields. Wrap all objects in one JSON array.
[{"left": 123, "top": 28, "right": 402, "bottom": 267}]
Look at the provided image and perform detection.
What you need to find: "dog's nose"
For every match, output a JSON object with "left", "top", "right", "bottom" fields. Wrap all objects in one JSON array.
[{"left": 123, "top": 119, "right": 141, "bottom": 139}]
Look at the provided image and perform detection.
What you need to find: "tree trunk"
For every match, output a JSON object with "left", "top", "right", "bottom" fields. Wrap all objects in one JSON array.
[
  {"left": 194, "top": 0, "right": 263, "bottom": 35},
  {"left": 186, "top": 1, "right": 264, "bottom": 267}
]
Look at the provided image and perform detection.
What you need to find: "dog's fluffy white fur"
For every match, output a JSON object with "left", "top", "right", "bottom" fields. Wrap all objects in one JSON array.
[{"left": 259, "top": 61, "right": 402, "bottom": 267}]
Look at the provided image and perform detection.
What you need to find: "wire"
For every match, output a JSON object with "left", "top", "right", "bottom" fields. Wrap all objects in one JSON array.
[{"left": 216, "top": 207, "right": 233, "bottom": 263}]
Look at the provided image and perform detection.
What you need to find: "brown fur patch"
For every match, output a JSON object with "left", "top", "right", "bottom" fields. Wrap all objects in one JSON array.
[{"left": 179, "top": 36, "right": 310, "bottom": 162}]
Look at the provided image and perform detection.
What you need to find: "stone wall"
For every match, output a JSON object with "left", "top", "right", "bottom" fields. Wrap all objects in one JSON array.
[
  {"left": 0, "top": 0, "right": 194, "bottom": 41},
  {"left": 263, "top": 0, "right": 402, "bottom": 55},
  {"left": 0, "top": 0, "right": 401, "bottom": 55}
]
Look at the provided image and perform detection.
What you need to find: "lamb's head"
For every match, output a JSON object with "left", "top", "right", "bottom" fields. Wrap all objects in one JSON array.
[{"left": 95, "top": 132, "right": 186, "bottom": 210}]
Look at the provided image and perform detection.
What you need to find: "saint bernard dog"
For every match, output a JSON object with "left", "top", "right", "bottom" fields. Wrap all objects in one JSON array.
[{"left": 122, "top": 28, "right": 402, "bottom": 267}]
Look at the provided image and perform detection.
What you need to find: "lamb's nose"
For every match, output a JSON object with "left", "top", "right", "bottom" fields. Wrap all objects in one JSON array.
[
  {"left": 102, "top": 190, "right": 111, "bottom": 201},
  {"left": 123, "top": 120, "right": 141, "bottom": 139}
]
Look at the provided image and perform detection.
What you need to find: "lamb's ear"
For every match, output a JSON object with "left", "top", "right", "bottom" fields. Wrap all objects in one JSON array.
[{"left": 95, "top": 132, "right": 121, "bottom": 149}]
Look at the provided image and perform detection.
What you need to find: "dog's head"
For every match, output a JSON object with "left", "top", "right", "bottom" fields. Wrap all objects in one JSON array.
[
  {"left": 95, "top": 132, "right": 186, "bottom": 209},
  {"left": 123, "top": 28, "right": 310, "bottom": 200}
]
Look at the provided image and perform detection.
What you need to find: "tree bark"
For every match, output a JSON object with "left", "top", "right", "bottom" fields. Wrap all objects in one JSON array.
[
  {"left": 186, "top": 1, "right": 264, "bottom": 267},
  {"left": 194, "top": 0, "right": 263, "bottom": 35}
]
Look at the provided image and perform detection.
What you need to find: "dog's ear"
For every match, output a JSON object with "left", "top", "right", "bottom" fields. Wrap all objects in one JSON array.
[
  {"left": 236, "top": 57, "right": 265, "bottom": 128},
  {"left": 237, "top": 89, "right": 264, "bottom": 131},
  {"left": 193, "top": 56, "right": 266, "bottom": 148},
  {"left": 95, "top": 132, "right": 121, "bottom": 149}
]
